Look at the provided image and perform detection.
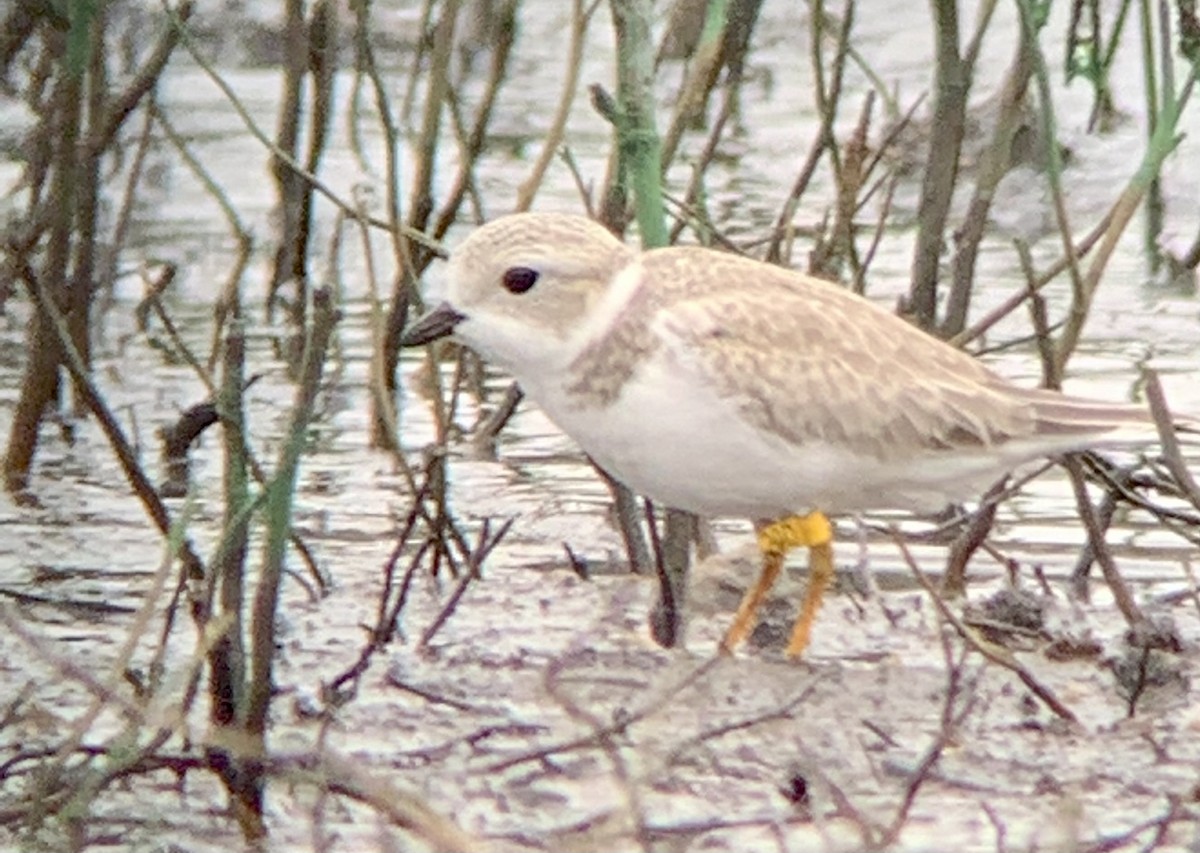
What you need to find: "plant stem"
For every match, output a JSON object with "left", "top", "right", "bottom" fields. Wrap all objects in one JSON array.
[{"left": 610, "top": 0, "right": 692, "bottom": 642}]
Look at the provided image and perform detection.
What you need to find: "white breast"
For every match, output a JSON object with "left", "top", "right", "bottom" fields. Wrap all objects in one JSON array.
[
  {"left": 524, "top": 340, "right": 1048, "bottom": 518},
  {"left": 525, "top": 348, "right": 889, "bottom": 517}
]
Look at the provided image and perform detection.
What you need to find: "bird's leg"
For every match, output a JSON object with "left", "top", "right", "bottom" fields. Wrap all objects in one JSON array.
[
  {"left": 786, "top": 535, "right": 834, "bottom": 658},
  {"left": 718, "top": 541, "right": 784, "bottom": 655},
  {"left": 718, "top": 511, "right": 834, "bottom": 657}
]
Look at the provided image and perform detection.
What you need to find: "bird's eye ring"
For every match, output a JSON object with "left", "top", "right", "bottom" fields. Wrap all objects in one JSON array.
[{"left": 502, "top": 266, "right": 539, "bottom": 294}]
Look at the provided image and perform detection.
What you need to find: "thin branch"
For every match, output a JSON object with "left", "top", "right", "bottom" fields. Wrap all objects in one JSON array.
[{"left": 893, "top": 530, "right": 1080, "bottom": 725}]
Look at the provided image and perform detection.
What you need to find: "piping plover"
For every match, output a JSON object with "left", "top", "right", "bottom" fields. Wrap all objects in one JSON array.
[{"left": 402, "top": 212, "right": 1168, "bottom": 657}]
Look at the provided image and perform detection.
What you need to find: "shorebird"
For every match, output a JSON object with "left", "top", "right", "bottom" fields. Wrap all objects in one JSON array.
[{"left": 401, "top": 212, "right": 1172, "bottom": 657}]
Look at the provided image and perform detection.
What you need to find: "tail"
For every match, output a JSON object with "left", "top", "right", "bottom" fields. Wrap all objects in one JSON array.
[{"left": 1013, "top": 387, "right": 1196, "bottom": 447}]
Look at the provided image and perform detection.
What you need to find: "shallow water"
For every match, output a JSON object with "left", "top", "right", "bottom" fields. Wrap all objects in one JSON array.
[{"left": 2, "top": 1, "right": 1200, "bottom": 850}]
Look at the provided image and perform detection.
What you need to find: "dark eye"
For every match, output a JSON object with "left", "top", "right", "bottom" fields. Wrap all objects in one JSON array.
[{"left": 502, "top": 266, "right": 539, "bottom": 294}]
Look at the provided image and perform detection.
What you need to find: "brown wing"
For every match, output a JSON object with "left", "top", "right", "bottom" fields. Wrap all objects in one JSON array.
[{"left": 644, "top": 248, "right": 1042, "bottom": 461}]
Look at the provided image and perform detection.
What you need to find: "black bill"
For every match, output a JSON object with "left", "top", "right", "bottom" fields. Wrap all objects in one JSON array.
[{"left": 400, "top": 301, "right": 467, "bottom": 347}]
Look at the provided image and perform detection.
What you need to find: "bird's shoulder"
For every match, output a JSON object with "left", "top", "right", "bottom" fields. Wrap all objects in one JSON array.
[{"left": 637, "top": 247, "right": 953, "bottom": 369}]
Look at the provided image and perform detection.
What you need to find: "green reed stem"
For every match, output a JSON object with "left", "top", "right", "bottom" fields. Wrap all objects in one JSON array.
[{"left": 611, "top": 0, "right": 668, "bottom": 245}]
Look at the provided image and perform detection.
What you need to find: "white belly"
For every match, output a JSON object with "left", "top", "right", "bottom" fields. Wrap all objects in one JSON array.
[{"left": 519, "top": 351, "right": 986, "bottom": 519}]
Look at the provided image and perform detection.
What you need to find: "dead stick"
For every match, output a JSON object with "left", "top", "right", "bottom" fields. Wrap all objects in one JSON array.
[{"left": 891, "top": 530, "right": 1080, "bottom": 726}]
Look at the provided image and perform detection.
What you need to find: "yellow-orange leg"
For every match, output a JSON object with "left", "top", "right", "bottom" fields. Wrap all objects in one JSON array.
[
  {"left": 718, "top": 512, "right": 834, "bottom": 658},
  {"left": 786, "top": 538, "right": 834, "bottom": 657}
]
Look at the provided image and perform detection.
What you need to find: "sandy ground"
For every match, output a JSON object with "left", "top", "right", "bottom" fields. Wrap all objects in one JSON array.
[{"left": 3, "top": 493, "right": 1199, "bottom": 853}]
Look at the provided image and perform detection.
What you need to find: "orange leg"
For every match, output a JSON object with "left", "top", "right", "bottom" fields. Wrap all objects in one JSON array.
[
  {"left": 718, "top": 548, "right": 785, "bottom": 655},
  {"left": 718, "top": 512, "right": 835, "bottom": 658},
  {"left": 785, "top": 539, "right": 834, "bottom": 658}
]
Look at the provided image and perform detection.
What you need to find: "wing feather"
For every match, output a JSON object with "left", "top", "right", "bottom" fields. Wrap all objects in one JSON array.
[{"left": 641, "top": 249, "right": 1038, "bottom": 461}]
